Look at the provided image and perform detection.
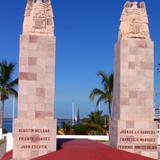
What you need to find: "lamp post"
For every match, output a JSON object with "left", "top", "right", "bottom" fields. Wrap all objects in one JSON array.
[{"left": 12, "top": 95, "right": 15, "bottom": 132}]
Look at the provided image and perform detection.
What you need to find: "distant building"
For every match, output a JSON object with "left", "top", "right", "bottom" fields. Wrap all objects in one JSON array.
[
  {"left": 74, "top": 106, "right": 81, "bottom": 125},
  {"left": 77, "top": 107, "right": 80, "bottom": 124}
]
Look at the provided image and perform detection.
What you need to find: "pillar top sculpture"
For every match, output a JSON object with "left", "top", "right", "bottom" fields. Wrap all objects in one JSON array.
[
  {"left": 118, "top": 1, "right": 150, "bottom": 40},
  {"left": 23, "top": 0, "right": 54, "bottom": 36}
]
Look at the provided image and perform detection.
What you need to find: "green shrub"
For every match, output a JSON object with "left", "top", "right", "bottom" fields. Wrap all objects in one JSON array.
[
  {"left": 73, "top": 124, "right": 88, "bottom": 135},
  {"left": 3, "top": 128, "right": 8, "bottom": 134}
]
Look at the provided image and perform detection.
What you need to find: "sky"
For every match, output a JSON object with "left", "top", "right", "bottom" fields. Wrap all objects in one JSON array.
[{"left": 0, "top": 0, "right": 160, "bottom": 119}]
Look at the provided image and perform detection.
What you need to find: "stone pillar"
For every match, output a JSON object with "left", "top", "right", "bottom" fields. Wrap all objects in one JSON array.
[
  {"left": 110, "top": 1, "right": 158, "bottom": 159},
  {"left": 13, "top": 0, "right": 57, "bottom": 159}
]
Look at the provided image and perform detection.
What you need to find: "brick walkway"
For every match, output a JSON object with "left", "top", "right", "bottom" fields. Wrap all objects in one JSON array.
[
  {"left": 2, "top": 140, "right": 156, "bottom": 160},
  {"left": 34, "top": 140, "right": 155, "bottom": 160}
]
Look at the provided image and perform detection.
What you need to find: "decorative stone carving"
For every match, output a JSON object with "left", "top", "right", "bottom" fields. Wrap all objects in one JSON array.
[
  {"left": 23, "top": 0, "right": 54, "bottom": 35},
  {"left": 119, "top": 1, "right": 150, "bottom": 40},
  {"left": 124, "top": 1, "right": 131, "bottom": 8},
  {"left": 139, "top": 2, "right": 146, "bottom": 9}
]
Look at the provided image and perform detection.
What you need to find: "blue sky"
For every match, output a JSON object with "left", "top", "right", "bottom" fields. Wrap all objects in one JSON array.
[{"left": 1, "top": 0, "right": 160, "bottom": 119}]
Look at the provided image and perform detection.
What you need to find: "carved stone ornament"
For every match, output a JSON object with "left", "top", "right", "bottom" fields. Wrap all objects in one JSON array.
[
  {"left": 23, "top": 0, "right": 54, "bottom": 35},
  {"left": 119, "top": 1, "right": 150, "bottom": 40}
]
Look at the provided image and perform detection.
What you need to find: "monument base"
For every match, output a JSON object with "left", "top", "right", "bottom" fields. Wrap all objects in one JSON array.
[
  {"left": 13, "top": 118, "right": 57, "bottom": 160},
  {"left": 110, "top": 119, "right": 158, "bottom": 159}
]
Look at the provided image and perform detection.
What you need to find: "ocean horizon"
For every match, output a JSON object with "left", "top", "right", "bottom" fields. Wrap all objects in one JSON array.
[{"left": 2, "top": 118, "right": 71, "bottom": 133}]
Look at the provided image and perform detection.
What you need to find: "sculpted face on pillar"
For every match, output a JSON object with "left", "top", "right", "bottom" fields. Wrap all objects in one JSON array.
[
  {"left": 23, "top": 0, "right": 54, "bottom": 35},
  {"left": 118, "top": 1, "right": 150, "bottom": 40}
]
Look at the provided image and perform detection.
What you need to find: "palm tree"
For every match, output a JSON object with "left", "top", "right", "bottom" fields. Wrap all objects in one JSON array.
[
  {"left": 82, "top": 110, "right": 107, "bottom": 135},
  {"left": 61, "top": 122, "right": 73, "bottom": 135},
  {"left": 89, "top": 71, "right": 113, "bottom": 116},
  {"left": 0, "top": 61, "right": 18, "bottom": 128}
]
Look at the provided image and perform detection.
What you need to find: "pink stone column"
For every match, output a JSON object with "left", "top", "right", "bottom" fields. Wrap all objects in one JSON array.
[
  {"left": 13, "top": 1, "right": 57, "bottom": 159},
  {"left": 110, "top": 1, "right": 158, "bottom": 159}
]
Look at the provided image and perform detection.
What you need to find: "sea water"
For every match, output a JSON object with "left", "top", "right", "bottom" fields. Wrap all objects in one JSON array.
[
  {"left": 2, "top": 118, "right": 71, "bottom": 133},
  {"left": 3, "top": 119, "right": 13, "bottom": 132}
]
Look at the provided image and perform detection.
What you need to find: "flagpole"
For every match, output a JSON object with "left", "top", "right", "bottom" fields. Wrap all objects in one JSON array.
[{"left": 72, "top": 100, "right": 75, "bottom": 126}]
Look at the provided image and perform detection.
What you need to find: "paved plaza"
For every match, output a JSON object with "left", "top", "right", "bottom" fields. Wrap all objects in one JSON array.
[{"left": 1, "top": 140, "right": 156, "bottom": 160}]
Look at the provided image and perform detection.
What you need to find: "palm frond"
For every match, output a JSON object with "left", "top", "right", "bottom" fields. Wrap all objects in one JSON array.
[
  {"left": 97, "top": 71, "right": 109, "bottom": 85},
  {"left": 88, "top": 123, "right": 107, "bottom": 135},
  {"left": 90, "top": 71, "right": 113, "bottom": 116},
  {"left": 7, "top": 88, "right": 18, "bottom": 97},
  {"left": 7, "top": 78, "right": 18, "bottom": 88},
  {"left": 0, "top": 61, "right": 18, "bottom": 100},
  {"left": 0, "top": 88, "right": 9, "bottom": 99},
  {"left": 96, "top": 95, "right": 107, "bottom": 106},
  {"left": 0, "top": 61, "right": 16, "bottom": 85},
  {"left": 89, "top": 88, "right": 105, "bottom": 101}
]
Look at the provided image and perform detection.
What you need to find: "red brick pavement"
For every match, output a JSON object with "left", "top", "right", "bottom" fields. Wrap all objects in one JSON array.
[{"left": 1, "top": 140, "right": 156, "bottom": 160}]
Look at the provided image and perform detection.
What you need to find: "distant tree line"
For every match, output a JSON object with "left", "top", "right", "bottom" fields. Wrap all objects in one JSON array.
[
  {"left": 58, "top": 110, "right": 109, "bottom": 135},
  {"left": 58, "top": 71, "right": 113, "bottom": 136}
]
